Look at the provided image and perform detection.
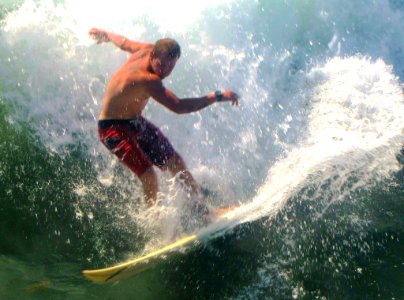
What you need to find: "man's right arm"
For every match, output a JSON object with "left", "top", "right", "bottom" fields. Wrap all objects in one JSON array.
[{"left": 89, "top": 28, "right": 150, "bottom": 53}]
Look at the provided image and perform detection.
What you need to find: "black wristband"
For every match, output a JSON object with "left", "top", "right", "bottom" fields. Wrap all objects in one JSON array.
[{"left": 215, "top": 90, "right": 224, "bottom": 101}]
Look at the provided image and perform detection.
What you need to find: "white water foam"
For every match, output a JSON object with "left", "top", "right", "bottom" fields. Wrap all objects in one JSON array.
[{"left": 201, "top": 56, "right": 403, "bottom": 239}]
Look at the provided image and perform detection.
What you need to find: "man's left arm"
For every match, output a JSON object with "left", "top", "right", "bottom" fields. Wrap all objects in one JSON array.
[{"left": 146, "top": 79, "right": 239, "bottom": 114}]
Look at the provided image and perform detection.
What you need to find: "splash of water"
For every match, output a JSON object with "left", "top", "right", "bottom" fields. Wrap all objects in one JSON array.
[{"left": 219, "top": 56, "right": 403, "bottom": 229}]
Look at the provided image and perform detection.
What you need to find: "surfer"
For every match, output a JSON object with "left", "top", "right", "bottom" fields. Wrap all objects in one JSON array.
[{"left": 89, "top": 28, "right": 239, "bottom": 207}]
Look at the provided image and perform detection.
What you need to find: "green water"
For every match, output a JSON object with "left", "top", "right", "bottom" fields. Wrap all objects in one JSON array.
[{"left": 0, "top": 0, "right": 403, "bottom": 299}]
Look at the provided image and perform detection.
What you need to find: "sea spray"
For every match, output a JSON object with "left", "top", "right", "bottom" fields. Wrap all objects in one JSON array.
[{"left": 0, "top": 0, "right": 403, "bottom": 298}]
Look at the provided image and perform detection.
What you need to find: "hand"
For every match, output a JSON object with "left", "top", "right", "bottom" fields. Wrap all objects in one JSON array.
[
  {"left": 89, "top": 28, "right": 110, "bottom": 44},
  {"left": 221, "top": 90, "right": 240, "bottom": 106}
]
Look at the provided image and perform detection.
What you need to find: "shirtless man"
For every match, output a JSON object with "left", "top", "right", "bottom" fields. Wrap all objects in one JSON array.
[{"left": 89, "top": 28, "right": 239, "bottom": 206}]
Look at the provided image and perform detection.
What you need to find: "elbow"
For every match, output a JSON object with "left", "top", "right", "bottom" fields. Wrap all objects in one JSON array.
[
  {"left": 172, "top": 109, "right": 187, "bottom": 115},
  {"left": 168, "top": 104, "right": 187, "bottom": 114},
  {"left": 175, "top": 108, "right": 188, "bottom": 114}
]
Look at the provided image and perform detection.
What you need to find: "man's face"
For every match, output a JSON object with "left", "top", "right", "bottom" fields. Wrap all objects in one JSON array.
[{"left": 150, "top": 51, "right": 178, "bottom": 79}]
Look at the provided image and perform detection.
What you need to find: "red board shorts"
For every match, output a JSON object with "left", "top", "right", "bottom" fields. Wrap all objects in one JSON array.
[{"left": 98, "top": 117, "right": 175, "bottom": 177}]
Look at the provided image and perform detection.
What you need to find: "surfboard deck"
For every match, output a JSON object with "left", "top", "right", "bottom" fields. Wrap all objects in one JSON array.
[
  {"left": 82, "top": 205, "right": 237, "bottom": 284},
  {"left": 82, "top": 235, "right": 198, "bottom": 283}
]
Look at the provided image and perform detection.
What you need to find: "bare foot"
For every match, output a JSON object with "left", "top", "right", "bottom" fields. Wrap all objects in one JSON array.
[{"left": 211, "top": 204, "right": 238, "bottom": 216}]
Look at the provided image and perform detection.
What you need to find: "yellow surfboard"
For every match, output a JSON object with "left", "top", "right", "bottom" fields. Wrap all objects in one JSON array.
[
  {"left": 82, "top": 234, "right": 198, "bottom": 283},
  {"left": 82, "top": 205, "right": 238, "bottom": 284}
]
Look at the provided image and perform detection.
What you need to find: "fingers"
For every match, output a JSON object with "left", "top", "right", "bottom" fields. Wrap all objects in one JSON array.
[
  {"left": 222, "top": 90, "right": 240, "bottom": 106},
  {"left": 88, "top": 28, "right": 100, "bottom": 38},
  {"left": 88, "top": 28, "right": 109, "bottom": 43},
  {"left": 232, "top": 93, "right": 240, "bottom": 105}
]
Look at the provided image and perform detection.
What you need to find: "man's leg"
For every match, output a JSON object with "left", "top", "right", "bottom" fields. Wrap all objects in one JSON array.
[
  {"left": 98, "top": 120, "right": 160, "bottom": 206},
  {"left": 165, "top": 152, "right": 201, "bottom": 196},
  {"left": 139, "top": 167, "right": 158, "bottom": 206},
  {"left": 166, "top": 153, "right": 211, "bottom": 222}
]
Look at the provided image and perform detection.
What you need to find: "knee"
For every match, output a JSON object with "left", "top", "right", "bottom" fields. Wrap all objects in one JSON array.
[
  {"left": 167, "top": 153, "right": 186, "bottom": 172},
  {"left": 139, "top": 167, "right": 157, "bottom": 185}
]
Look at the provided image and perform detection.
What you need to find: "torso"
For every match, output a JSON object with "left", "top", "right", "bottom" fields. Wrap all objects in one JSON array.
[{"left": 99, "top": 45, "right": 158, "bottom": 120}]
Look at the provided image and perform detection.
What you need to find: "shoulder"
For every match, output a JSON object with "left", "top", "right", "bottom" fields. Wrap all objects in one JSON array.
[
  {"left": 143, "top": 44, "right": 154, "bottom": 51},
  {"left": 142, "top": 73, "right": 164, "bottom": 91},
  {"left": 131, "top": 43, "right": 153, "bottom": 55}
]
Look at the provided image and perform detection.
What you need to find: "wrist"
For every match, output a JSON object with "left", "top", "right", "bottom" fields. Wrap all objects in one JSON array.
[{"left": 214, "top": 90, "right": 224, "bottom": 101}]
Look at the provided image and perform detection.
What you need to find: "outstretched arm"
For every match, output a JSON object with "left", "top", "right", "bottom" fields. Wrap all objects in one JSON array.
[
  {"left": 146, "top": 79, "right": 239, "bottom": 114},
  {"left": 89, "top": 28, "right": 150, "bottom": 53}
]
